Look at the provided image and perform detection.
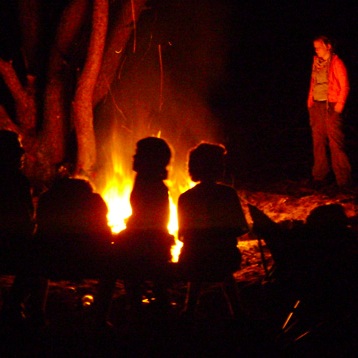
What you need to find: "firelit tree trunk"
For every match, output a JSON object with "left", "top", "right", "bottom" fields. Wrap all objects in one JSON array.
[
  {"left": 72, "top": 0, "right": 108, "bottom": 177},
  {"left": 0, "top": 0, "right": 147, "bottom": 187},
  {"left": 41, "top": 0, "right": 91, "bottom": 170},
  {"left": 93, "top": 0, "right": 148, "bottom": 106}
]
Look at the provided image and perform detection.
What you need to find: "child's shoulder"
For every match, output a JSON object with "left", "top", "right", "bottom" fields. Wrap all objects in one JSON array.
[{"left": 181, "top": 182, "right": 237, "bottom": 196}]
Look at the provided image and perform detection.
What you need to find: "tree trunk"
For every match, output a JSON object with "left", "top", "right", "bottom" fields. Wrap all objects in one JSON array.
[
  {"left": 93, "top": 0, "right": 148, "bottom": 106},
  {"left": 41, "top": 0, "right": 91, "bottom": 168},
  {"left": 72, "top": 0, "right": 109, "bottom": 177},
  {"left": 0, "top": 59, "right": 36, "bottom": 133},
  {"left": 0, "top": 0, "right": 148, "bottom": 187},
  {"left": 18, "top": 0, "right": 41, "bottom": 74}
]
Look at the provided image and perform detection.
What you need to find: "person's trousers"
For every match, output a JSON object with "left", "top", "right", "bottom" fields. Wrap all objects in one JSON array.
[{"left": 309, "top": 101, "right": 351, "bottom": 186}]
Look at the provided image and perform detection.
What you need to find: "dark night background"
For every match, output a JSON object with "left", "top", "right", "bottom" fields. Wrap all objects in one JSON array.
[
  {"left": 212, "top": 0, "right": 358, "bottom": 185},
  {"left": 0, "top": 0, "right": 358, "bottom": 186},
  {"left": 0, "top": 2, "right": 357, "bottom": 356}
]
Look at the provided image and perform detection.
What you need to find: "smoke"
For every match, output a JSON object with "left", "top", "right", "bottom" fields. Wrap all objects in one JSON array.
[{"left": 95, "top": 0, "right": 234, "bottom": 196}]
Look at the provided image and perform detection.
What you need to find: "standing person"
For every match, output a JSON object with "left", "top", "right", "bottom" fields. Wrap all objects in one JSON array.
[
  {"left": 178, "top": 142, "right": 249, "bottom": 320},
  {"left": 94, "top": 137, "right": 174, "bottom": 325},
  {"left": 307, "top": 35, "right": 352, "bottom": 191}
]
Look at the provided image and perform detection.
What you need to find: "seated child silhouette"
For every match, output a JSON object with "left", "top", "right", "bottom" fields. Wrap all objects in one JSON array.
[
  {"left": 120, "top": 137, "right": 174, "bottom": 269},
  {"left": 0, "top": 130, "right": 36, "bottom": 324},
  {"left": 0, "top": 130, "right": 34, "bottom": 270},
  {"left": 95, "top": 137, "right": 174, "bottom": 324},
  {"left": 35, "top": 176, "right": 113, "bottom": 280},
  {"left": 178, "top": 142, "right": 249, "bottom": 319}
]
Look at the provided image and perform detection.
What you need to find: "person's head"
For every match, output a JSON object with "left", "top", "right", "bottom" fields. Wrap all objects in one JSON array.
[
  {"left": 313, "top": 35, "right": 334, "bottom": 60},
  {"left": 0, "top": 130, "right": 25, "bottom": 171},
  {"left": 54, "top": 177, "right": 94, "bottom": 196},
  {"left": 188, "top": 142, "right": 226, "bottom": 183},
  {"left": 306, "top": 204, "right": 348, "bottom": 233},
  {"left": 133, "top": 137, "right": 172, "bottom": 179}
]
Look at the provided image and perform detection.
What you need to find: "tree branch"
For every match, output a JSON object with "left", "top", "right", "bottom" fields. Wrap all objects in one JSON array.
[
  {"left": 0, "top": 58, "right": 36, "bottom": 131},
  {"left": 0, "top": 58, "right": 28, "bottom": 105},
  {"left": 93, "top": 0, "right": 148, "bottom": 106}
]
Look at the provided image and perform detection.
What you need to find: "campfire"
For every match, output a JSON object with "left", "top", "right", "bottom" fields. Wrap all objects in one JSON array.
[
  {"left": 96, "top": 135, "right": 357, "bottom": 273},
  {"left": 101, "top": 178, "right": 187, "bottom": 262},
  {"left": 97, "top": 142, "right": 193, "bottom": 262}
]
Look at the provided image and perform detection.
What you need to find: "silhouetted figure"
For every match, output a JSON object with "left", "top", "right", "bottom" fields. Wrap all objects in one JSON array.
[
  {"left": 248, "top": 204, "right": 306, "bottom": 284},
  {"left": 303, "top": 204, "right": 357, "bottom": 314},
  {"left": 95, "top": 137, "right": 174, "bottom": 324},
  {"left": 178, "top": 143, "right": 249, "bottom": 320},
  {"left": 250, "top": 203, "right": 357, "bottom": 323},
  {"left": 15, "top": 176, "right": 112, "bottom": 326},
  {"left": 35, "top": 177, "right": 112, "bottom": 280},
  {"left": 0, "top": 130, "right": 36, "bottom": 324}
]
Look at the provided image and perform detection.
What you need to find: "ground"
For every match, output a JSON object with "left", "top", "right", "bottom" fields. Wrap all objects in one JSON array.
[{"left": 0, "top": 179, "right": 357, "bottom": 357}]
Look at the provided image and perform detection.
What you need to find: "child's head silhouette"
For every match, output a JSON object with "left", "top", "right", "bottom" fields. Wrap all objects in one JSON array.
[
  {"left": 133, "top": 137, "right": 171, "bottom": 179},
  {"left": 306, "top": 204, "right": 349, "bottom": 231},
  {"left": 188, "top": 142, "right": 226, "bottom": 182}
]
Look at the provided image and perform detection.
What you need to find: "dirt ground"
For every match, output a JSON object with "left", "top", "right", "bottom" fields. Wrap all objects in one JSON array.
[
  {"left": 0, "top": 242, "right": 276, "bottom": 357},
  {"left": 0, "top": 181, "right": 357, "bottom": 357}
]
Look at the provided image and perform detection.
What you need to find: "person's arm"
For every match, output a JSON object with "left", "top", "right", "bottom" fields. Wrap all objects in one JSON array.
[
  {"left": 307, "top": 58, "right": 316, "bottom": 109},
  {"left": 333, "top": 58, "right": 350, "bottom": 113},
  {"left": 233, "top": 195, "right": 249, "bottom": 237}
]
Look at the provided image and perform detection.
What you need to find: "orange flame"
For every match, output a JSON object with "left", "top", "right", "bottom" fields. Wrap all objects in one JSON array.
[
  {"left": 101, "top": 178, "right": 132, "bottom": 234},
  {"left": 99, "top": 147, "right": 134, "bottom": 234},
  {"left": 166, "top": 177, "right": 194, "bottom": 262},
  {"left": 168, "top": 193, "right": 183, "bottom": 262},
  {"left": 99, "top": 160, "right": 192, "bottom": 262}
]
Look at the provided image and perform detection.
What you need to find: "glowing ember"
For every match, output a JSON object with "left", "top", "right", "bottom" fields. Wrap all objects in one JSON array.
[{"left": 239, "top": 189, "right": 357, "bottom": 225}]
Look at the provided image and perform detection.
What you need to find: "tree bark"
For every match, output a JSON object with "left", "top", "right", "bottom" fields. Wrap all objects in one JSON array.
[
  {"left": 93, "top": 0, "right": 148, "bottom": 106},
  {"left": 0, "top": 59, "right": 36, "bottom": 133},
  {"left": 72, "top": 0, "right": 109, "bottom": 177},
  {"left": 41, "top": 0, "right": 90, "bottom": 166},
  {"left": 18, "top": 0, "right": 41, "bottom": 74},
  {"left": 0, "top": 0, "right": 148, "bottom": 186}
]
